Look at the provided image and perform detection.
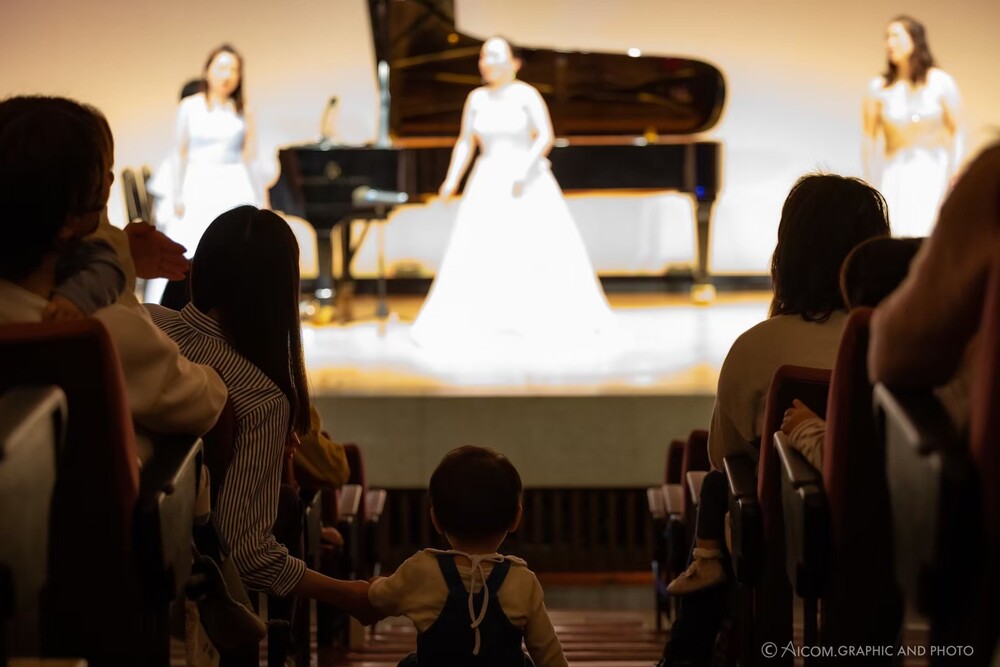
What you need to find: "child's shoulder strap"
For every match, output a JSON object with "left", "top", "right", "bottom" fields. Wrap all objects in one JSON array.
[
  {"left": 485, "top": 558, "right": 512, "bottom": 589},
  {"left": 433, "top": 552, "right": 466, "bottom": 594}
]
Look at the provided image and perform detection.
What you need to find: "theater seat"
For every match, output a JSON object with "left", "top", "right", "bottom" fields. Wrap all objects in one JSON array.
[
  {"left": 0, "top": 387, "right": 65, "bottom": 659},
  {"left": 776, "top": 309, "right": 900, "bottom": 663},
  {"left": 875, "top": 256, "right": 1000, "bottom": 665},
  {"left": 318, "top": 443, "right": 387, "bottom": 646},
  {"left": 649, "top": 438, "right": 686, "bottom": 629},
  {"left": 665, "top": 431, "right": 710, "bottom": 578},
  {"left": 0, "top": 320, "right": 202, "bottom": 667},
  {"left": 724, "top": 365, "right": 830, "bottom": 666}
]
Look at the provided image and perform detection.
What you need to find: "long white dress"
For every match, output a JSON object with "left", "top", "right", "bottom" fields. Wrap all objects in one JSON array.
[
  {"left": 873, "top": 70, "right": 957, "bottom": 238},
  {"left": 152, "top": 94, "right": 259, "bottom": 258},
  {"left": 410, "top": 83, "right": 619, "bottom": 350}
]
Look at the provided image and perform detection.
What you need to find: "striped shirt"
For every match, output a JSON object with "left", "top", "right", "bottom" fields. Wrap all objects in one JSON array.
[{"left": 149, "top": 303, "right": 306, "bottom": 596}]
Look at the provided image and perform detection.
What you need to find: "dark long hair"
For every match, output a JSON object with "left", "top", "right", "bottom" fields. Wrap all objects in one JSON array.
[
  {"left": 882, "top": 15, "right": 936, "bottom": 86},
  {"left": 190, "top": 206, "right": 309, "bottom": 435},
  {"left": 199, "top": 44, "right": 245, "bottom": 114},
  {"left": 769, "top": 174, "right": 890, "bottom": 322}
]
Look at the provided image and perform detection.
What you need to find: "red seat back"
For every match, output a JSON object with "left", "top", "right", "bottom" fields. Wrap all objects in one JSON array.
[
  {"left": 969, "top": 254, "right": 1000, "bottom": 657},
  {"left": 682, "top": 429, "right": 710, "bottom": 475},
  {"left": 0, "top": 319, "right": 139, "bottom": 654},
  {"left": 755, "top": 365, "right": 831, "bottom": 655},
  {"left": 821, "top": 308, "right": 901, "bottom": 649},
  {"left": 665, "top": 439, "right": 685, "bottom": 484}
]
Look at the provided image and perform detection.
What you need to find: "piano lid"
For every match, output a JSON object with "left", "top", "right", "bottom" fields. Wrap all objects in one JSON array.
[{"left": 368, "top": 0, "right": 726, "bottom": 139}]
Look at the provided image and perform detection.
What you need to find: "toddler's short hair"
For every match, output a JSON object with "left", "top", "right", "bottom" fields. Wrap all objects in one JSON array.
[
  {"left": 839, "top": 236, "right": 923, "bottom": 309},
  {"left": 429, "top": 446, "right": 523, "bottom": 541}
]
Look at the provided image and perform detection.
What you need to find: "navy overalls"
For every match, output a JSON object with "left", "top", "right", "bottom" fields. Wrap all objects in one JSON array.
[{"left": 398, "top": 554, "right": 534, "bottom": 667}]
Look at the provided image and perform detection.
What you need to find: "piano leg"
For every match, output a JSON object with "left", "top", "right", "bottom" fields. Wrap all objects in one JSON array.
[
  {"left": 315, "top": 228, "right": 335, "bottom": 305},
  {"left": 335, "top": 221, "right": 357, "bottom": 321},
  {"left": 692, "top": 200, "right": 717, "bottom": 304},
  {"left": 314, "top": 219, "right": 362, "bottom": 320},
  {"left": 694, "top": 200, "right": 713, "bottom": 284}
]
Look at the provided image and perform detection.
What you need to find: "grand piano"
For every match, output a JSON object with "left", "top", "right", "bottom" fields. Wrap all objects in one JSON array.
[{"left": 270, "top": 0, "right": 726, "bottom": 303}]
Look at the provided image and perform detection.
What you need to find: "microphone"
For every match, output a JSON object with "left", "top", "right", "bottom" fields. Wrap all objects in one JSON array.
[
  {"left": 318, "top": 96, "right": 339, "bottom": 146},
  {"left": 352, "top": 186, "right": 408, "bottom": 207}
]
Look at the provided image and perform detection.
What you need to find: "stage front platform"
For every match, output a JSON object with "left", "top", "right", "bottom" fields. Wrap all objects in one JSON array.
[{"left": 306, "top": 291, "right": 770, "bottom": 489}]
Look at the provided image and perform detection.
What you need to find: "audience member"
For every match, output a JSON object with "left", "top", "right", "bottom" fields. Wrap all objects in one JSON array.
[
  {"left": 49, "top": 101, "right": 188, "bottom": 313},
  {"left": 0, "top": 95, "right": 225, "bottom": 435},
  {"left": 294, "top": 404, "right": 350, "bottom": 487},
  {"left": 0, "top": 96, "right": 123, "bottom": 320},
  {"left": 379, "top": 446, "right": 567, "bottom": 666},
  {"left": 148, "top": 206, "right": 387, "bottom": 662},
  {"left": 659, "top": 174, "right": 891, "bottom": 667},
  {"left": 297, "top": 446, "right": 569, "bottom": 666},
  {"left": 781, "top": 236, "right": 923, "bottom": 468},
  {"left": 706, "top": 175, "right": 891, "bottom": 470},
  {"left": 149, "top": 206, "right": 310, "bottom": 606}
]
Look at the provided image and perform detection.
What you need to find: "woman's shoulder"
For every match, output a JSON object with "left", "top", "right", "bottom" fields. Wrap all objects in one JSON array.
[
  {"left": 717, "top": 313, "right": 843, "bottom": 400},
  {"left": 927, "top": 67, "right": 958, "bottom": 90},
  {"left": 727, "top": 315, "right": 790, "bottom": 351},
  {"left": 867, "top": 74, "right": 888, "bottom": 96},
  {"left": 725, "top": 313, "right": 844, "bottom": 364},
  {"left": 511, "top": 80, "right": 543, "bottom": 99},
  {"left": 179, "top": 92, "right": 206, "bottom": 111},
  {"left": 720, "top": 318, "right": 774, "bottom": 375}
]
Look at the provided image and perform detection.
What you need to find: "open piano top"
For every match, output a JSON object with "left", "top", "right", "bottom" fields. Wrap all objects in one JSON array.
[
  {"left": 375, "top": 0, "right": 725, "bottom": 141},
  {"left": 269, "top": 0, "right": 728, "bottom": 297}
]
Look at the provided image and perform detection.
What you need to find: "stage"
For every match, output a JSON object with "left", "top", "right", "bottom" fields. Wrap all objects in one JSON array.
[{"left": 306, "top": 290, "right": 770, "bottom": 488}]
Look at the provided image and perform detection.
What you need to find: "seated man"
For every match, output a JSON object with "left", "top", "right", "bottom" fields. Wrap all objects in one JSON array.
[
  {"left": 0, "top": 95, "right": 225, "bottom": 436},
  {"left": 0, "top": 94, "right": 268, "bottom": 656}
]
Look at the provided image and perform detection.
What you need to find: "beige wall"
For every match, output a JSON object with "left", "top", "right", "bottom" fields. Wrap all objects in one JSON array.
[{"left": 3, "top": 0, "right": 998, "bottom": 269}]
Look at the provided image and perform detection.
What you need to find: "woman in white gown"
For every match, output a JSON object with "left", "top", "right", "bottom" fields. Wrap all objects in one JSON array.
[
  {"left": 863, "top": 16, "right": 962, "bottom": 238},
  {"left": 411, "top": 37, "right": 618, "bottom": 350},
  {"left": 147, "top": 44, "right": 260, "bottom": 304}
]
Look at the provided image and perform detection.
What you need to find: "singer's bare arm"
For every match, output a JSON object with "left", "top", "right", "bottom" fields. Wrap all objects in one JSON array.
[{"left": 439, "top": 92, "right": 478, "bottom": 198}]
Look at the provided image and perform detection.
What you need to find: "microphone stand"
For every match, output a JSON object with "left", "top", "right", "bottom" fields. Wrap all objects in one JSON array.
[
  {"left": 318, "top": 96, "right": 339, "bottom": 148},
  {"left": 374, "top": 204, "right": 389, "bottom": 325}
]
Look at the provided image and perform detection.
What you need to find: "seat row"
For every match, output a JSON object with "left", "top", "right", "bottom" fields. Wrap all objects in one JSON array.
[
  {"left": 649, "top": 258, "right": 1000, "bottom": 666},
  {"left": 0, "top": 319, "right": 386, "bottom": 666}
]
